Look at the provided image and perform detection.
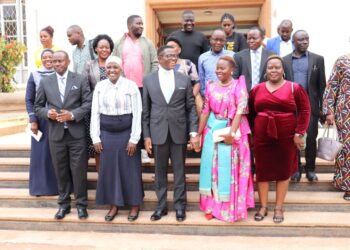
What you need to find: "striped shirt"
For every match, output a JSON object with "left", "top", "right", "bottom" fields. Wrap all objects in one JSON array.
[{"left": 90, "top": 77, "right": 142, "bottom": 144}]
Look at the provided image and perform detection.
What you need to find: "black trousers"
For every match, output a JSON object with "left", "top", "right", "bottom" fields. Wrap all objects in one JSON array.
[
  {"left": 49, "top": 130, "right": 88, "bottom": 209},
  {"left": 298, "top": 115, "right": 319, "bottom": 172},
  {"left": 153, "top": 133, "right": 187, "bottom": 211}
]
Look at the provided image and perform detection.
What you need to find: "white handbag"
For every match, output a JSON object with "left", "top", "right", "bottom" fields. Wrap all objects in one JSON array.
[{"left": 317, "top": 125, "right": 343, "bottom": 161}]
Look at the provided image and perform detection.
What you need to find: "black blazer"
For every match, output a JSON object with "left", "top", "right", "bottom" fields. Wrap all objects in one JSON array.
[
  {"left": 34, "top": 71, "right": 92, "bottom": 141},
  {"left": 283, "top": 52, "right": 326, "bottom": 117},
  {"left": 142, "top": 70, "right": 198, "bottom": 145},
  {"left": 233, "top": 48, "right": 275, "bottom": 91}
]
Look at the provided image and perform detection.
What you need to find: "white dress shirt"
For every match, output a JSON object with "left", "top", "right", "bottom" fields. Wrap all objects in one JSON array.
[
  {"left": 90, "top": 77, "right": 142, "bottom": 144},
  {"left": 279, "top": 38, "right": 293, "bottom": 57},
  {"left": 158, "top": 65, "right": 175, "bottom": 103}
]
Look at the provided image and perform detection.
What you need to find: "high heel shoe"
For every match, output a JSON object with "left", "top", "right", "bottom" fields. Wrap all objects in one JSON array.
[
  {"left": 343, "top": 192, "right": 350, "bottom": 201},
  {"left": 254, "top": 206, "right": 268, "bottom": 221},
  {"left": 273, "top": 207, "right": 284, "bottom": 223}
]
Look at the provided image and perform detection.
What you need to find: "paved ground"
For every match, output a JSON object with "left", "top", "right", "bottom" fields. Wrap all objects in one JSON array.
[{"left": 0, "top": 230, "right": 349, "bottom": 250}]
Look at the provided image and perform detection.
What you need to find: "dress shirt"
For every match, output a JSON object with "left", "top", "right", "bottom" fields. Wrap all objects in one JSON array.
[
  {"left": 72, "top": 39, "right": 95, "bottom": 74},
  {"left": 56, "top": 71, "right": 69, "bottom": 128},
  {"left": 250, "top": 46, "right": 263, "bottom": 88},
  {"left": 292, "top": 51, "right": 309, "bottom": 92},
  {"left": 158, "top": 65, "right": 175, "bottom": 103},
  {"left": 198, "top": 49, "right": 234, "bottom": 94},
  {"left": 90, "top": 77, "right": 142, "bottom": 144},
  {"left": 279, "top": 38, "right": 293, "bottom": 57}
]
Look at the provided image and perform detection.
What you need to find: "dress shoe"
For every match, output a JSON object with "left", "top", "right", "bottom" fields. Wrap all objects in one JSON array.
[
  {"left": 54, "top": 207, "right": 71, "bottom": 220},
  {"left": 175, "top": 209, "right": 186, "bottom": 222},
  {"left": 150, "top": 209, "right": 168, "bottom": 221},
  {"left": 127, "top": 210, "right": 139, "bottom": 222},
  {"left": 290, "top": 171, "right": 302, "bottom": 182},
  {"left": 306, "top": 171, "right": 318, "bottom": 182},
  {"left": 77, "top": 208, "right": 88, "bottom": 219}
]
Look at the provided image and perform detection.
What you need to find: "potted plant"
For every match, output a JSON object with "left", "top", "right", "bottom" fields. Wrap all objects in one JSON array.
[{"left": 0, "top": 36, "right": 27, "bottom": 92}]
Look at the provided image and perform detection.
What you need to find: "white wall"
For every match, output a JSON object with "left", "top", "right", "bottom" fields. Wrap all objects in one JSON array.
[
  {"left": 26, "top": 0, "right": 145, "bottom": 72},
  {"left": 271, "top": 0, "right": 350, "bottom": 78}
]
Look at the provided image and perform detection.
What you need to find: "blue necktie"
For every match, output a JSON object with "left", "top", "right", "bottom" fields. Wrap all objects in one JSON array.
[{"left": 58, "top": 77, "right": 66, "bottom": 102}]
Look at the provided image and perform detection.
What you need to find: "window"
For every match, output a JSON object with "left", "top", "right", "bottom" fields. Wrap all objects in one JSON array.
[{"left": 0, "top": 0, "right": 27, "bottom": 66}]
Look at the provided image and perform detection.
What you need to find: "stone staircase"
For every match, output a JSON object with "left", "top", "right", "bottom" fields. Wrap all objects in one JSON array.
[{"left": 0, "top": 143, "right": 349, "bottom": 238}]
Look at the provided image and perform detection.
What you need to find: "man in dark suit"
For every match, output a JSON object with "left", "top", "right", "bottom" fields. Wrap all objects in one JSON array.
[
  {"left": 142, "top": 45, "right": 199, "bottom": 222},
  {"left": 233, "top": 26, "right": 275, "bottom": 92},
  {"left": 284, "top": 30, "right": 326, "bottom": 182},
  {"left": 34, "top": 50, "right": 92, "bottom": 219}
]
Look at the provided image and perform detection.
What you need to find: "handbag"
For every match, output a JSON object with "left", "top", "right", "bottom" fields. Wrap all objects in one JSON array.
[{"left": 317, "top": 125, "right": 343, "bottom": 161}]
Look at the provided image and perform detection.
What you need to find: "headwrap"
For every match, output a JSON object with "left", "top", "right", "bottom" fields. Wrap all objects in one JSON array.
[{"left": 106, "top": 56, "right": 123, "bottom": 69}]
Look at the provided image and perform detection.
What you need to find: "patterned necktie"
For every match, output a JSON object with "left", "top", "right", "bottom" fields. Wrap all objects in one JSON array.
[
  {"left": 58, "top": 77, "right": 66, "bottom": 102},
  {"left": 252, "top": 50, "right": 260, "bottom": 87}
]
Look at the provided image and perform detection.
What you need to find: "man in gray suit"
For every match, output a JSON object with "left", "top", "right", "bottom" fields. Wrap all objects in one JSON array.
[
  {"left": 142, "top": 45, "right": 199, "bottom": 222},
  {"left": 34, "top": 51, "right": 92, "bottom": 220},
  {"left": 233, "top": 26, "right": 275, "bottom": 91}
]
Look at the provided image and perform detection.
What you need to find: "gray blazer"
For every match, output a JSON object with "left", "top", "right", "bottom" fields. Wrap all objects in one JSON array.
[
  {"left": 233, "top": 48, "right": 275, "bottom": 91},
  {"left": 142, "top": 70, "right": 198, "bottom": 145},
  {"left": 82, "top": 59, "right": 101, "bottom": 90},
  {"left": 34, "top": 71, "right": 92, "bottom": 141},
  {"left": 284, "top": 51, "right": 326, "bottom": 117}
]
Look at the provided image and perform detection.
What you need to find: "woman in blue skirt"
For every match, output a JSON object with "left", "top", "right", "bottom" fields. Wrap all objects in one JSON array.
[{"left": 90, "top": 56, "right": 143, "bottom": 221}]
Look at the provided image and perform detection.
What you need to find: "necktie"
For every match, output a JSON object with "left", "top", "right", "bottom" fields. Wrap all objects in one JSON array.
[
  {"left": 252, "top": 50, "right": 260, "bottom": 87},
  {"left": 58, "top": 77, "right": 66, "bottom": 102}
]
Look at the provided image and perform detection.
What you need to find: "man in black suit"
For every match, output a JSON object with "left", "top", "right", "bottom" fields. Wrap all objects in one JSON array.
[
  {"left": 233, "top": 26, "right": 275, "bottom": 92},
  {"left": 142, "top": 46, "right": 199, "bottom": 222},
  {"left": 284, "top": 30, "right": 326, "bottom": 182},
  {"left": 35, "top": 51, "right": 92, "bottom": 219}
]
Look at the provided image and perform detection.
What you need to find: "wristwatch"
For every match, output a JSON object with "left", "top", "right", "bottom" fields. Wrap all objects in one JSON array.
[
  {"left": 295, "top": 133, "right": 303, "bottom": 137},
  {"left": 70, "top": 112, "right": 75, "bottom": 121},
  {"left": 190, "top": 132, "right": 198, "bottom": 138}
]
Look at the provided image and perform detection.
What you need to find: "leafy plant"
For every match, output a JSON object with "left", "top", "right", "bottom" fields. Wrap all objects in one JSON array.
[{"left": 0, "top": 37, "right": 27, "bottom": 92}]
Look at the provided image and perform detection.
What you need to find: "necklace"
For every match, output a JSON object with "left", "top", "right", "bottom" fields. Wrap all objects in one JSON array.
[{"left": 218, "top": 78, "right": 232, "bottom": 87}]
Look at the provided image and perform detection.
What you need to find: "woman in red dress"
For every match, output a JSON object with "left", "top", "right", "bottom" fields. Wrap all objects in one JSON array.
[{"left": 249, "top": 55, "right": 311, "bottom": 223}]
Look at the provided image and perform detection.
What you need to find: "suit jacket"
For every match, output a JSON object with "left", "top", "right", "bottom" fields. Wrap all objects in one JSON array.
[
  {"left": 233, "top": 48, "right": 275, "bottom": 91},
  {"left": 283, "top": 52, "right": 326, "bottom": 117},
  {"left": 34, "top": 71, "right": 92, "bottom": 141},
  {"left": 142, "top": 70, "right": 198, "bottom": 145},
  {"left": 82, "top": 59, "right": 101, "bottom": 90}
]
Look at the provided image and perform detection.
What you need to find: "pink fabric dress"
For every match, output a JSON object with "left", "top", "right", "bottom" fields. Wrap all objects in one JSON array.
[{"left": 199, "top": 76, "right": 255, "bottom": 222}]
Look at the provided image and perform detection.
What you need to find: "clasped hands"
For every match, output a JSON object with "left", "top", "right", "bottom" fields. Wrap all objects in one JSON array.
[{"left": 48, "top": 109, "right": 73, "bottom": 123}]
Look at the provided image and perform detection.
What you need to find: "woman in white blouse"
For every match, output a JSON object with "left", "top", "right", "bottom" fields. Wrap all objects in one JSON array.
[{"left": 90, "top": 56, "right": 143, "bottom": 222}]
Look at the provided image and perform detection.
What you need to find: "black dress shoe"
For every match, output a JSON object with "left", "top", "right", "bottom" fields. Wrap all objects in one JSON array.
[
  {"left": 54, "top": 207, "right": 71, "bottom": 220},
  {"left": 291, "top": 171, "right": 302, "bottom": 182},
  {"left": 150, "top": 209, "right": 168, "bottom": 221},
  {"left": 77, "top": 208, "right": 88, "bottom": 219},
  {"left": 176, "top": 209, "right": 186, "bottom": 222},
  {"left": 128, "top": 211, "right": 139, "bottom": 222},
  {"left": 306, "top": 171, "right": 318, "bottom": 182}
]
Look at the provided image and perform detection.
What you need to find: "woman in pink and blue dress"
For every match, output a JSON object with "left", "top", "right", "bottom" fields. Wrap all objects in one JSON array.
[{"left": 197, "top": 56, "right": 255, "bottom": 222}]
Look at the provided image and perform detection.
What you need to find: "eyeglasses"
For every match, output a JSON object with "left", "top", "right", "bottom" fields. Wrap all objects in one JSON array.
[{"left": 161, "top": 54, "right": 178, "bottom": 59}]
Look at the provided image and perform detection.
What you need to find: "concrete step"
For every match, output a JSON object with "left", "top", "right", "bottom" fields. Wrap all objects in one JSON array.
[
  {"left": 0, "top": 207, "right": 350, "bottom": 237},
  {"left": 0, "top": 113, "right": 27, "bottom": 137},
  {"left": 0, "top": 171, "right": 337, "bottom": 192},
  {"left": 0, "top": 157, "right": 336, "bottom": 173},
  {"left": 0, "top": 188, "right": 349, "bottom": 212},
  {"left": 1, "top": 230, "right": 349, "bottom": 250}
]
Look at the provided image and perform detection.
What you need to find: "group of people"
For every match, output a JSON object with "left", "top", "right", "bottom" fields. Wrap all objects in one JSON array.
[{"left": 25, "top": 10, "right": 350, "bottom": 225}]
